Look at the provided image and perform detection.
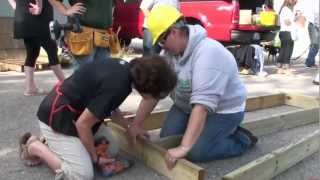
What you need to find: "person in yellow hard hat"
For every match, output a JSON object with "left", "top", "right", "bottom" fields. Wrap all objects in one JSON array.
[
  {"left": 126, "top": 5, "right": 257, "bottom": 170},
  {"left": 140, "top": 0, "right": 179, "bottom": 56}
]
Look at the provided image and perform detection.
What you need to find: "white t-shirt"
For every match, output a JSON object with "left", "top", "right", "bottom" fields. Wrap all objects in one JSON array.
[
  {"left": 140, "top": 0, "right": 179, "bottom": 28},
  {"left": 280, "top": 6, "right": 295, "bottom": 32}
]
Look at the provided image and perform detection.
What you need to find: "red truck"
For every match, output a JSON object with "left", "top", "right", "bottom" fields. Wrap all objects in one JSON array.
[{"left": 113, "top": 0, "right": 279, "bottom": 46}]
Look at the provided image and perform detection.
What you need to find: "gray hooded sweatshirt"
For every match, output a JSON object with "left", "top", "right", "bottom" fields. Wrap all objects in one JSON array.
[{"left": 163, "top": 25, "right": 247, "bottom": 114}]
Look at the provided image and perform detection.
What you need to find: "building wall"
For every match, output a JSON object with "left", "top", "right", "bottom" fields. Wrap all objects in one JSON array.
[{"left": 0, "top": 1, "right": 14, "bottom": 17}]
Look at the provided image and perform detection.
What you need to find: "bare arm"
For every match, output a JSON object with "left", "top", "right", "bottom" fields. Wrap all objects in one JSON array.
[
  {"left": 48, "top": 0, "right": 68, "bottom": 15},
  {"left": 8, "top": 0, "right": 16, "bottom": 10},
  {"left": 48, "top": 0, "right": 86, "bottom": 16},
  {"left": 180, "top": 104, "right": 207, "bottom": 149},
  {"left": 75, "top": 108, "right": 100, "bottom": 163},
  {"left": 133, "top": 97, "right": 158, "bottom": 126},
  {"left": 126, "top": 97, "right": 158, "bottom": 144},
  {"left": 165, "top": 104, "right": 208, "bottom": 169}
]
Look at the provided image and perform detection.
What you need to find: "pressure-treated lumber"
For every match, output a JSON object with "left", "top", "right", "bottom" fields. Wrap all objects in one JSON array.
[
  {"left": 284, "top": 93, "right": 319, "bottom": 108},
  {"left": 152, "top": 107, "right": 319, "bottom": 149},
  {"left": 245, "top": 93, "right": 285, "bottom": 112},
  {"left": 108, "top": 123, "right": 204, "bottom": 180},
  {"left": 222, "top": 130, "right": 320, "bottom": 180},
  {"left": 0, "top": 59, "right": 49, "bottom": 72},
  {"left": 117, "top": 93, "right": 318, "bottom": 131},
  {"left": 105, "top": 93, "right": 319, "bottom": 180}
]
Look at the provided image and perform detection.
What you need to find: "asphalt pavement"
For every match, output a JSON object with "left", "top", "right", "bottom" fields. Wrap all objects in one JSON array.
[{"left": 0, "top": 61, "right": 319, "bottom": 180}]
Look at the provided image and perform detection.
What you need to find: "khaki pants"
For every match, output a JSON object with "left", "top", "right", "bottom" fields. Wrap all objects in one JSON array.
[{"left": 39, "top": 121, "right": 119, "bottom": 180}]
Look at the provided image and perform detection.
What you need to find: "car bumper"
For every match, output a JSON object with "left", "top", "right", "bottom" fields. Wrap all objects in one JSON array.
[{"left": 231, "top": 30, "right": 277, "bottom": 44}]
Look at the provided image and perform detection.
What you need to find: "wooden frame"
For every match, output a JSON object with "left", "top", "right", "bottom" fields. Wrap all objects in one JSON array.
[
  {"left": 222, "top": 130, "right": 320, "bottom": 180},
  {"left": 106, "top": 93, "right": 319, "bottom": 180}
]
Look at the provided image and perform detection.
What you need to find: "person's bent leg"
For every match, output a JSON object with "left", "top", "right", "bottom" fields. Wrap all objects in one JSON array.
[
  {"left": 186, "top": 112, "right": 252, "bottom": 162},
  {"left": 160, "top": 105, "right": 190, "bottom": 138},
  {"left": 39, "top": 121, "right": 94, "bottom": 180}
]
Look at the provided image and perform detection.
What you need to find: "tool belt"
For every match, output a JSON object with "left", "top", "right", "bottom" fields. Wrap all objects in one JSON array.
[{"left": 67, "top": 26, "right": 120, "bottom": 56}]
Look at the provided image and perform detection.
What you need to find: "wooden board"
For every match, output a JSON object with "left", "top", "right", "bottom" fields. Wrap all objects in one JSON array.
[
  {"left": 111, "top": 93, "right": 318, "bottom": 131},
  {"left": 245, "top": 93, "right": 285, "bottom": 112},
  {"left": 242, "top": 108, "right": 319, "bottom": 136},
  {"left": 284, "top": 93, "right": 319, "bottom": 109},
  {"left": 0, "top": 59, "right": 49, "bottom": 72},
  {"left": 106, "top": 93, "right": 319, "bottom": 180},
  {"left": 222, "top": 130, "right": 320, "bottom": 180},
  {"left": 108, "top": 122, "right": 204, "bottom": 180},
  {"left": 151, "top": 107, "right": 319, "bottom": 149}
]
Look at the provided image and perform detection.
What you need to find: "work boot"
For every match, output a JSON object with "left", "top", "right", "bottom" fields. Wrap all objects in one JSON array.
[{"left": 236, "top": 126, "right": 258, "bottom": 147}]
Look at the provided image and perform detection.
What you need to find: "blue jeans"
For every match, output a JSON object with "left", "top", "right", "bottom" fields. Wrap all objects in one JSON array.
[
  {"left": 305, "top": 43, "right": 319, "bottom": 67},
  {"left": 73, "top": 47, "right": 110, "bottom": 71},
  {"left": 142, "top": 28, "right": 161, "bottom": 56},
  {"left": 160, "top": 105, "right": 251, "bottom": 162},
  {"left": 305, "top": 23, "right": 320, "bottom": 67}
]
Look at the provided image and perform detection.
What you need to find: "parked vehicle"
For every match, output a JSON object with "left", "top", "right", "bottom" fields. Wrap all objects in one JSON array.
[{"left": 113, "top": 0, "right": 279, "bottom": 46}]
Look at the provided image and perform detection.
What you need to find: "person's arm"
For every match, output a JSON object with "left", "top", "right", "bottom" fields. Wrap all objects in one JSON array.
[
  {"left": 181, "top": 104, "right": 207, "bottom": 150},
  {"left": 140, "top": 8, "right": 150, "bottom": 17},
  {"left": 8, "top": 0, "right": 16, "bottom": 10},
  {"left": 48, "top": 0, "right": 86, "bottom": 16},
  {"left": 75, "top": 108, "right": 100, "bottom": 163},
  {"left": 110, "top": 109, "right": 133, "bottom": 129},
  {"left": 165, "top": 104, "right": 207, "bottom": 169},
  {"left": 126, "top": 97, "right": 158, "bottom": 144},
  {"left": 139, "top": 0, "right": 153, "bottom": 17},
  {"left": 29, "top": 0, "right": 42, "bottom": 15}
]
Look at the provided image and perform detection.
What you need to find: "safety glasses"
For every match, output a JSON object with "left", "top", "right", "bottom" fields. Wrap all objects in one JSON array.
[{"left": 157, "top": 30, "right": 171, "bottom": 47}]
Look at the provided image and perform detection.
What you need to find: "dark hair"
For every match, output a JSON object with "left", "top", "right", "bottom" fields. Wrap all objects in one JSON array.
[{"left": 129, "top": 55, "right": 177, "bottom": 99}]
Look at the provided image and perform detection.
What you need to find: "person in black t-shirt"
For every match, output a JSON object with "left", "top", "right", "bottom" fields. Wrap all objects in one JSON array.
[
  {"left": 19, "top": 55, "right": 177, "bottom": 179},
  {"left": 8, "top": 0, "right": 65, "bottom": 96}
]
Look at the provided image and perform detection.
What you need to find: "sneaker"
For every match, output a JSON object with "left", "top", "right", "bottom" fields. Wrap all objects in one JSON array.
[
  {"left": 313, "top": 80, "right": 319, "bottom": 85},
  {"left": 305, "top": 65, "right": 318, "bottom": 69},
  {"left": 236, "top": 126, "right": 258, "bottom": 147},
  {"left": 49, "top": 20, "right": 62, "bottom": 40}
]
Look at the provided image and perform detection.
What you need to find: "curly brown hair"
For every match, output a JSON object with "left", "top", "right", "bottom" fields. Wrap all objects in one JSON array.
[{"left": 129, "top": 55, "right": 177, "bottom": 99}]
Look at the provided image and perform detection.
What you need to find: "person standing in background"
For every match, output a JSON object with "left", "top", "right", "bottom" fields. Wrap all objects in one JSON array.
[
  {"left": 49, "top": 0, "right": 116, "bottom": 70},
  {"left": 140, "top": 0, "right": 179, "bottom": 56},
  {"left": 8, "top": 0, "right": 65, "bottom": 96},
  {"left": 276, "top": 0, "right": 297, "bottom": 75},
  {"left": 301, "top": 1, "right": 319, "bottom": 68}
]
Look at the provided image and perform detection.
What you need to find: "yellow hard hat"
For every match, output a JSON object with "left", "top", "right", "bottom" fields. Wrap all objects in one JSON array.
[{"left": 146, "top": 5, "right": 183, "bottom": 45}]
